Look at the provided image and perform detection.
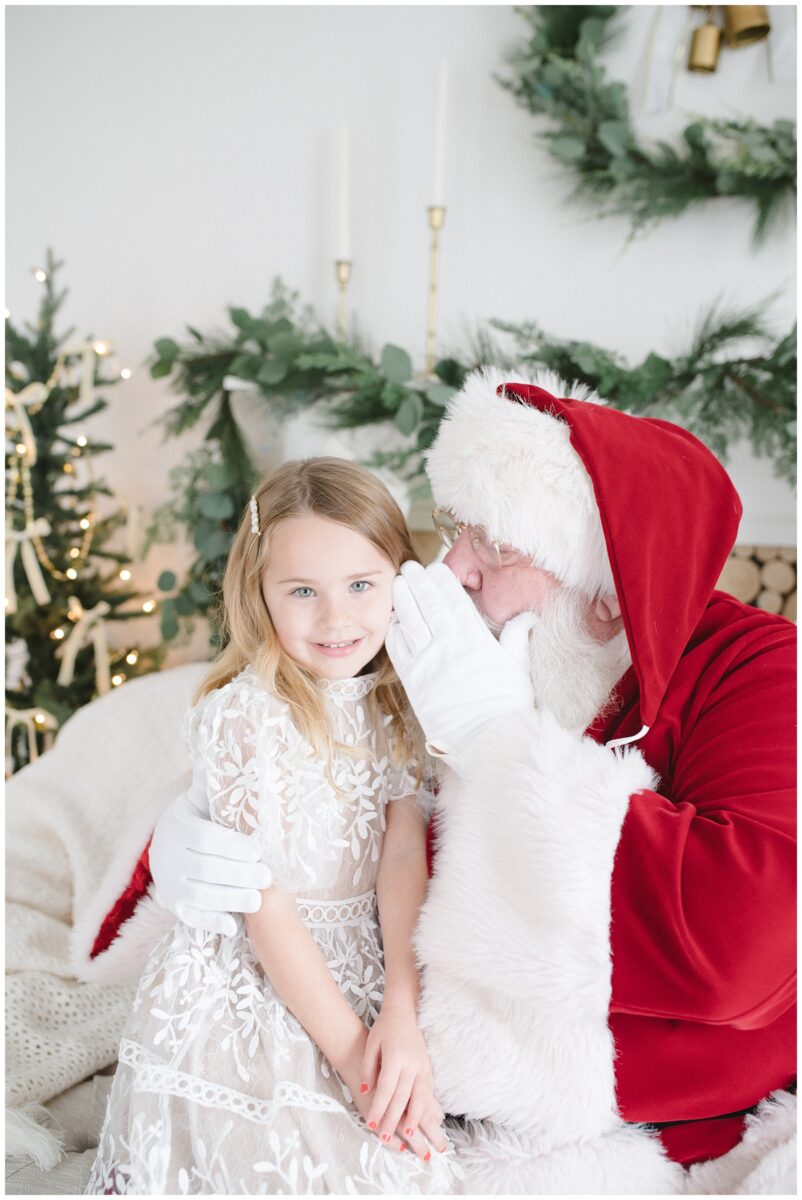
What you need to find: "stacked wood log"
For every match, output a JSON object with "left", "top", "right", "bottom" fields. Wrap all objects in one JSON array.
[{"left": 718, "top": 547, "right": 797, "bottom": 622}]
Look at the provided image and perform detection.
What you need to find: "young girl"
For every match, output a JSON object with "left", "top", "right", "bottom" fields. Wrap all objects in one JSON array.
[{"left": 87, "top": 458, "right": 460, "bottom": 1195}]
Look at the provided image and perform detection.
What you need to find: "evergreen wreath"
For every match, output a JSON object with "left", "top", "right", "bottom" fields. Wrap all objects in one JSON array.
[
  {"left": 497, "top": 6, "right": 796, "bottom": 242},
  {"left": 147, "top": 281, "right": 795, "bottom": 643}
]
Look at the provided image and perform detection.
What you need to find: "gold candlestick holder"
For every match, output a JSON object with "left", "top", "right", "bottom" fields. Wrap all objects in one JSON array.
[
  {"left": 424, "top": 206, "right": 446, "bottom": 377},
  {"left": 335, "top": 260, "right": 352, "bottom": 340}
]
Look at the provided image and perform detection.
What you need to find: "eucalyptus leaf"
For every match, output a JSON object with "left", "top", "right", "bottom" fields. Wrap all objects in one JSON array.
[
  {"left": 381, "top": 344, "right": 413, "bottom": 384},
  {"left": 175, "top": 592, "right": 196, "bottom": 616},
  {"left": 258, "top": 360, "right": 288, "bottom": 386},
  {"left": 550, "top": 136, "right": 587, "bottom": 163},
  {"left": 598, "top": 121, "right": 631, "bottom": 158},
  {"left": 425, "top": 383, "right": 457, "bottom": 407},
  {"left": 229, "top": 308, "right": 253, "bottom": 330},
  {"left": 187, "top": 580, "right": 209, "bottom": 604},
  {"left": 154, "top": 337, "right": 180, "bottom": 362},
  {"left": 268, "top": 332, "right": 301, "bottom": 358},
  {"left": 198, "top": 492, "right": 236, "bottom": 520},
  {"left": 160, "top": 598, "right": 179, "bottom": 641},
  {"left": 395, "top": 394, "right": 423, "bottom": 436},
  {"left": 150, "top": 359, "right": 173, "bottom": 379},
  {"left": 157, "top": 569, "right": 177, "bottom": 592}
]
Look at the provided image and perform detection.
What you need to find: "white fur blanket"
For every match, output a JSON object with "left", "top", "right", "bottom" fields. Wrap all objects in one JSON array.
[{"left": 5, "top": 662, "right": 205, "bottom": 1168}]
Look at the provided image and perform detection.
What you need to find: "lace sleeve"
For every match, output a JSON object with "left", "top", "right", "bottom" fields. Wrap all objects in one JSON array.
[
  {"left": 189, "top": 682, "right": 262, "bottom": 836},
  {"left": 385, "top": 749, "right": 440, "bottom": 822},
  {"left": 186, "top": 674, "right": 333, "bottom": 892}
]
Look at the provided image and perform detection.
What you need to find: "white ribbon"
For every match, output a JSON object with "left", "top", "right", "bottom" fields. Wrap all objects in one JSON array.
[
  {"left": 5, "top": 704, "right": 58, "bottom": 773},
  {"left": 5, "top": 518, "right": 52, "bottom": 613},
  {"left": 5, "top": 382, "right": 49, "bottom": 465},
  {"left": 56, "top": 596, "right": 112, "bottom": 694}
]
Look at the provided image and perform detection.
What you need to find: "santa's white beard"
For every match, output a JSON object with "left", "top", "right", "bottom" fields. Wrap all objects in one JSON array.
[
  {"left": 477, "top": 588, "right": 631, "bottom": 734},
  {"left": 527, "top": 588, "right": 631, "bottom": 733}
]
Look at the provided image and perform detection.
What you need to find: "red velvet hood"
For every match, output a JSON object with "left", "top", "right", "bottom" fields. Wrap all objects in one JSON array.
[{"left": 499, "top": 383, "right": 743, "bottom": 729}]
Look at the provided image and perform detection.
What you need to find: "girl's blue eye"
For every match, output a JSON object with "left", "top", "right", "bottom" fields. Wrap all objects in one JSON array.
[
  {"left": 350, "top": 580, "right": 372, "bottom": 593},
  {"left": 291, "top": 586, "right": 315, "bottom": 598}
]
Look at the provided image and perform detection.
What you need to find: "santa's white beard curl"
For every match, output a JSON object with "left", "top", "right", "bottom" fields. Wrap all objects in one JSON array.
[{"left": 478, "top": 586, "right": 632, "bottom": 734}]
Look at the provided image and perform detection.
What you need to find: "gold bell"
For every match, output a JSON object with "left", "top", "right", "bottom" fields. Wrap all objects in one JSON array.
[
  {"left": 722, "top": 5, "right": 770, "bottom": 46},
  {"left": 688, "top": 9, "right": 723, "bottom": 73}
]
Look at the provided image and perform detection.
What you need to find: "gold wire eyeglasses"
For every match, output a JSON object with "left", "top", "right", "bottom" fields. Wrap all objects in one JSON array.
[{"left": 431, "top": 508, "right": 523, "bottom": 569}]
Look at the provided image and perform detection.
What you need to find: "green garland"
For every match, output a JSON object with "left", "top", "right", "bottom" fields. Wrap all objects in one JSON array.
[
  {"left": 148, "top": 281, "right": 795, "bottom": 643},
  {"left": 497, "top": 6, "right": 796, "bottom": 241}
]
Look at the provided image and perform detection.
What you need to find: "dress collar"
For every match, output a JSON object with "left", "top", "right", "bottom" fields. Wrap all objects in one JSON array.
[{"left": 317, "top": 671, "right": 378, "bottom": 700}]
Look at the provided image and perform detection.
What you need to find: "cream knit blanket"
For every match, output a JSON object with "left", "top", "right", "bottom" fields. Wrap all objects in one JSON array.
[{"left": 5, "top": 662, "right": 205, "bottom": 1166}]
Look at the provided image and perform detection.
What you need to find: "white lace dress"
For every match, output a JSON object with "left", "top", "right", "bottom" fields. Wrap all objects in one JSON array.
[{"left": 87, "top": 667, "right": 462, "bottom": 1195}]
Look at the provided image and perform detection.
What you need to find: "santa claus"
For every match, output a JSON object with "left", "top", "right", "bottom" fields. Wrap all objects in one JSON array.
[{"left": 80, "top": 368, "right": 796, "bottom": 1192}]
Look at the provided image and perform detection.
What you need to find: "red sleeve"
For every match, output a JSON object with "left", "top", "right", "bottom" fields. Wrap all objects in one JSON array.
[{"left": 609, "top": 626, "right": 796, "bottom": 1029}]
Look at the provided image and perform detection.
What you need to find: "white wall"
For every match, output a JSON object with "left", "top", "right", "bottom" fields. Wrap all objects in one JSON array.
[{"left": 6, "top": 4, "right": 796, "bottom": 661}]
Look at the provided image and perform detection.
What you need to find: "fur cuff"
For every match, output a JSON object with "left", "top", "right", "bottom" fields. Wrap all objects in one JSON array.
[{"left": 69, "top": 773, "right": 187, "bottom": 983}]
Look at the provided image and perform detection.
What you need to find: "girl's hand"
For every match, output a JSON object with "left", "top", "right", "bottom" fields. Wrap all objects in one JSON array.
[
  {"left": 334, "top": 1041, "right": 407, "bottom": 1155},
  {"left": 361, "top": 1000, "right": 447, "bottom": 1162}
]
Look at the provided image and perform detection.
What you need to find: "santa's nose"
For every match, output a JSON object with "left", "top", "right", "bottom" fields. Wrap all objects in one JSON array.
[{"left": 443, "top": 532, "right": 482, "bottom": 591}]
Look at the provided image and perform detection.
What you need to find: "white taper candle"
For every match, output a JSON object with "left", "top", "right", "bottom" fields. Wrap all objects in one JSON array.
[
  {"left": 337, "top": 124, "right": 351, "bottom": 261},
  {"left": 431, "top": 59, "right": 449, "bottom": 207}
]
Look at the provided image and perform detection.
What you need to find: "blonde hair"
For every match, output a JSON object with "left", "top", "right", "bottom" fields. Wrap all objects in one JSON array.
[{"left": 195, "top": 457, "right": 422, "bottom": 775}]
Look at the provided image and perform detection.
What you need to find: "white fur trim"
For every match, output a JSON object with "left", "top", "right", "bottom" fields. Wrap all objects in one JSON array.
[
  {"left": 426, "top": 365, "right": 615, "bottom": 597},
  {"left": 416, "top": 708, "right": 657, "bottom": 1144},
  {"left": 69, "top": 772, "right": 187, "bottom": 984},
  {"left": 448, "top": 1116, "right": 682, "bottom": 1194},
  {"left": 681, "top": 1089, "right": 797, "bottom": 1195},
  {"left": 72, "top": 886, "right": 177, "bottom": 986},
  {"left": 5, "top": 1103, "right": 66, "bottom": 1169}
]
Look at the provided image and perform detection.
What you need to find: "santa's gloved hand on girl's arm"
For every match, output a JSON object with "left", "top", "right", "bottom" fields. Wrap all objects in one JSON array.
[{"left": 150, "top": 787, "right": 272, "bottom": 937}]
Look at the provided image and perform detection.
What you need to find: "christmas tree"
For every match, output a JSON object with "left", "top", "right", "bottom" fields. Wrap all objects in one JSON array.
[{"left": 5, "top": 250, "right": 163, "bottom": 775}]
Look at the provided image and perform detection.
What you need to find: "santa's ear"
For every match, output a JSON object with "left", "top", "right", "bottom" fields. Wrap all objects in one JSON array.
[{"left": 592, "top": 592, "right": 621, "bottom": 624}]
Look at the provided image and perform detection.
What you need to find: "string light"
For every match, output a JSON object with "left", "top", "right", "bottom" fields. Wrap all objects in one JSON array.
[
  {"left": 63, "top": 462, "right": 75, "bottom": 474},
  {"left": 111, "top": 673, "right": 126, "bottom": 687},
  {"left": 92, "top": 340, "right": 109, "bottom": 356},
  {"left": 66, "top": 567, "right": 78, "bottom": 580},
  {"left": 34, "top": 712, "right": 47, "bottom": 727},
  {"left": 79, "top": 518, "right": 91, "bottom": 530},
  {"left": 76, "top": 436, "right": 88, "bottom": 448},
  {"left": 33, "top": 268, "right": 48, "bottom": 283},
  {"left": 120, "top": 368, "right": 131, "bottom": 380},
  {"left": 51, "top": 628, "right": 66, "bottom": 640},
  {"left": 142, "top": 600, "right": 155, "bottom": 613},
  {"left": 125, "top": 650, "right": 139, "bottom": 665},
  {"left": 68, "top": 547, "right": 81, "bottom": 559},
  {"left": 119, "top": 568, "right": 132, "bottom": 582},
  {"left": 15, "top": 443, "right": 26, "bottom": 457}
]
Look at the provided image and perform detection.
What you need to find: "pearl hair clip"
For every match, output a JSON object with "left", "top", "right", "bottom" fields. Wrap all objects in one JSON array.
[{"left": 250, "top": 495, "right": 260, "bottom": 535}]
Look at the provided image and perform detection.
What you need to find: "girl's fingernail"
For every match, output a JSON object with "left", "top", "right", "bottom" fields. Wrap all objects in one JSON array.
[
  {"left": 438, "top": 1145, "right": 447, "bottom": 1153},
  {"left": 404, "top": 1126, "right": 414, "bottom": 1136},
  {"left": 368, "top": 1121, "right": 377, "bottom": 1130},
  {"left": 360, "top": 1083, "right": 369, "bottom": 1094},
  {"left": 381, "top": 1133, "right": 391, "bottom": 1143},
  {"left": 424, "top": 1151, "right": 431, "bottom": 1162},
  {"left": 398, "top": 1142, "right": 407, "bottom": 1152}
]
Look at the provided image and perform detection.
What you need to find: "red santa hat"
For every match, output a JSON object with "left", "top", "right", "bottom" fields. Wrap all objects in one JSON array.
[{"left": 425, "top": 366, "right": 616, "bottom": 598}]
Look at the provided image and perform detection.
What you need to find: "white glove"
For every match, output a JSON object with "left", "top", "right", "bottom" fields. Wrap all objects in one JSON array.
[
  {"left": 386, "top": 561, "right": 536, "bottom": 771},
  {"left": 150, "top": 784, "right": 273, "bottom": 937}
]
